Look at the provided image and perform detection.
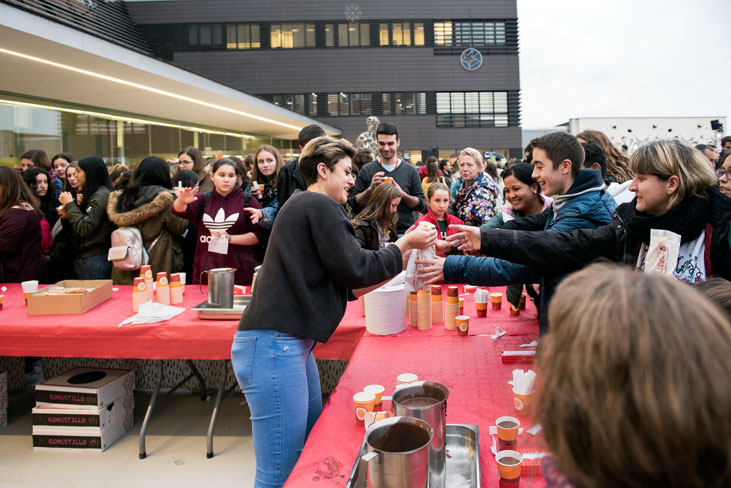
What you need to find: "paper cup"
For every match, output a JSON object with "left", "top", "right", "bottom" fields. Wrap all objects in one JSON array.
[
  {"left": 512, "top": 388, "right": 534, "bottom": 416},
  {"left": 496, "top": 450, "right": 523, "bottom": 484},
  {"left": 396, "top": 373, "right": 418, "bottom": 385},
  {"left": 459, "top": 297, "right": 464, "bottom": 315},
  {"left": 509, "top": 304, "right": 520, "bottom": 316},
  {"left": 455, "top": 315, "right": 470, "bottom": 336},
  {"left": 140, "top": 265, "right": 152, "bottom": 279},
  {"left": 496, "top": 416, "right": 520, "bottom": 450},
  {"left": 0, "top": 295, "right": 4, "bottom": 310},
  {"left": 475, "top": 301, "right": 487, "bottom": 317},
  {"left": 491, "top": 292, "right": 503, "bottom": 310},
  {"left": 519, "top": 293, "right": 527, "bottom": 310},
  {"left": 364, "top": 384, "right": 386, "bottom": 407},
  {"left": 464, "top": 285, "right": 477, "bottom": 296},
  {"left": 353, "top": 391, "right": 376, "bottom": 422},
  {"left": 21, "top": 280, "right": 38, "bottom": 305},
  {"left": 382, "top": 176, "right": 394, "bottom": 184}
]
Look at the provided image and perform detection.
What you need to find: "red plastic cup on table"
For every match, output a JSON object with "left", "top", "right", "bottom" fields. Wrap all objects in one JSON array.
[{"left": 491, "top": 292, "right": 503, "bottom": 311}]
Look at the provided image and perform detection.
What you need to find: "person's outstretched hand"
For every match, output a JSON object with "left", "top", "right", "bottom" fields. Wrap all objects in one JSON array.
[
  {"left": 446, "top": 224, "right": 481, "bottom": 253},
  {"left": 416, "top": 256, "right": 446, "bottom": 284}
]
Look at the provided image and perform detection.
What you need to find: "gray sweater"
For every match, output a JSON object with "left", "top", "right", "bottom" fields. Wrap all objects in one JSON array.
[{"left": 238, "top": 190, "right": 403, "bottom": 342}]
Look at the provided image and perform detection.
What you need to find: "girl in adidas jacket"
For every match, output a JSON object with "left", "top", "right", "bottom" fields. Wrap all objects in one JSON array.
[{"left": 173, "top": 158, "right": 263, "bottom": 285}]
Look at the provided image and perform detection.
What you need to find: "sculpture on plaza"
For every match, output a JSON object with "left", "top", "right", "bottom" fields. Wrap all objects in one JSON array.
[{"left": 355, "top": 116, "right": 380, "bottom": 158}]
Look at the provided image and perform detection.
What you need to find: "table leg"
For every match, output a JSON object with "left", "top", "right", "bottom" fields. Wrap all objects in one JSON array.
[
  {"left": 139, "top": 360, "right": 163, "bottom": 459},
  {"left": 185, "top": 359, "right": 208, "bottom": 401},
  {"left": 206, "top": 360, "right": 235, "bottom": 458}
]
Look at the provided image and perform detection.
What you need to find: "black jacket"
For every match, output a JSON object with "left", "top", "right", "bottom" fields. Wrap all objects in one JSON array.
[
  {"left": 277, "top": 158, "right": 306, "bottom": 209},
  {"left": 353, "top": 219, "right": 397, "bottom": 251},
  {"left": 480, "top": 188, "right": 731, "bottom": 281}
]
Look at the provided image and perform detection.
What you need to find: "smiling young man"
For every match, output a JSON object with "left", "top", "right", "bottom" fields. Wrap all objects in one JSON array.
[
  {"left": 350, "top": 123, "right": 427, "bottom": 235},
  {"left": 418, "top": 131, "right": 616, "bottom": 333}
]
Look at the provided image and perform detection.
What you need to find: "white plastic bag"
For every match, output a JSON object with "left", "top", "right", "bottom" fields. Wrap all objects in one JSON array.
[
  {"left": 208, "top": 231, "right": 229, "bottom": 255},
  {"left": 644, "top": 229, "right": 681, "bottom": 276},
  {"left": 405, "top": 246, "right": 435, "bottom": 292}
]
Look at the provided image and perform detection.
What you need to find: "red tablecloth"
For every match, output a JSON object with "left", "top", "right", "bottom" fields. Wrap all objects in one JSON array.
[
  {"left": 285, "top": 286, "right": 545, "bottom": 487},
  {"left": 0, "top": 284, "right": 361, "bottom": 361}
]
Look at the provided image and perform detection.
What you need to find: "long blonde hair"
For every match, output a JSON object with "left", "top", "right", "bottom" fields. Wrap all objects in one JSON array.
[
  {"left": 630, "top": 139, "right": 717, "bottom": 210},
  {"left": 352, "top": 183, "right": 401, "bottom": 235},
  {"left": 577, "top": 129, "right": 633, "bottom": 183},
  {"left": 539, "top": 263, "right": 731, "bottom": 488}
]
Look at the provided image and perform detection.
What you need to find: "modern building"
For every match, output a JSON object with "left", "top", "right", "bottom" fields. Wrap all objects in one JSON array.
[
  {"left": 0, "top": 0, "right": 338, "bottom": 166},
  {"left": 126, "top": 0, "right": 523, "bottom": 162}
]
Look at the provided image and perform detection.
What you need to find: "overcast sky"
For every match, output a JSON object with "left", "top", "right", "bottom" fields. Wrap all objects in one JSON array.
[{"left": 517, "top": 0, "right": 731, "bottom": 128}]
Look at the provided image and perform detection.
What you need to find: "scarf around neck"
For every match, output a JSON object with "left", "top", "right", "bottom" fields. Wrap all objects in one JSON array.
[{"left": 616, "top": 187, "right": 731, "bottom": 246}]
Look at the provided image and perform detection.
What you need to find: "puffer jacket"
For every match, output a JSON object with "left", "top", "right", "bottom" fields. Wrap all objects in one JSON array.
[
  {"left": 107, "top": 187, "right": 187, "bottom": 285},
  {"left": 444, "top": 170, "right": 616, "bottom": 333},
  {"left": 63, "top": 187, "right": 116, "bottom": 259}
]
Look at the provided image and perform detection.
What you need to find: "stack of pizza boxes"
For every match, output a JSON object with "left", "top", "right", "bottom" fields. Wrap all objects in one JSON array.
[
  {"left": 0, "top": 371, "right": 7, "bottom": 429},
  {"left": 32, "top": 367, "right": 134, "bottom": 451}
]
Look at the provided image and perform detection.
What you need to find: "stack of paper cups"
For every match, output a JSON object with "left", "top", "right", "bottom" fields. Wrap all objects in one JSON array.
[
  {"left": 156, "top": 272, "right": 170, "bottom": 305},
  {"left": 430, "top": 285, "right": 444, "bottom": 324},
  {"left": 251, "top": 265, "right": 261, "bottom": 294},
  {"left": 133, "top": 277, "right": 147, "bottom": 312},
  {"left": 408, "top": 291, "right": 418, "bottom": 327},
  {"left": 140, "top": 265, "right": 153, "bottom": 302},
  {"left": 417, "top": 289, "right": 432, "bottom": 330},
  {"left": 445, "top": 286, "right": 459, "bottom": 330},
  {"left": 169, "top": 273, "right": 184, "bottom": 304}
]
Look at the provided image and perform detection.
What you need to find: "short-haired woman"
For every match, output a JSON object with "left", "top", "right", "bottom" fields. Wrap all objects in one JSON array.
[
  {"left": 451, "top": 147, "right": 501, "bottom": 226},
  {"left": 231, "top": 136, "right": 436, "bottom": 487},
  {"left": 539, "top": 263, "right": 731, "bottom": 488}
]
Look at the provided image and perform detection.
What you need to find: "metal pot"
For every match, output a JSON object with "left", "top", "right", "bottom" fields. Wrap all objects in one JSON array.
[
  {"left": 356, "top": 416, "right": 433, "bottom": 488},
  {"left": 386, "top": 381, "right": 450, "bottom": 488},
  {"left": 200, "top": 267, "right": 236, "bottom": 308}
]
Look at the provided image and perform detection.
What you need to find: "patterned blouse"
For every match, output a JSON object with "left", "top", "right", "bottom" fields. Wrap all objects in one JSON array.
[{"left": 451, "top": 172, "right": 500, "bottom": 227}]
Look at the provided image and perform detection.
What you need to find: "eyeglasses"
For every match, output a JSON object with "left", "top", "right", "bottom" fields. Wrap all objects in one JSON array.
[
  {"left": 179, "top": 159, "right": 194, "bottom": 165},
  {"left": 716, "top": 169, "right": 731, "bottom": 180}
]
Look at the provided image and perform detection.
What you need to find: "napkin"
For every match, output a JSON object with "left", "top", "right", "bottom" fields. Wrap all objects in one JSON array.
[
  {"left": 513, "top": 369, "right": 537, "bottom": 394},
  {"left": 118, "top": 301, "right": 186, "bottom": 326}
]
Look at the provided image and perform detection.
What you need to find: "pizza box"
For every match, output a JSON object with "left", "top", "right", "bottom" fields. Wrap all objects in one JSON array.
[{"left": 32, "top": 390, "right": 133, "bottom": 431}]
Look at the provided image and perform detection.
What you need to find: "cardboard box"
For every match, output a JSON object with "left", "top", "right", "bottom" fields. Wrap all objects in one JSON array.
[
  {"left": 27, "top": 280, "right": 113, "bottom": 316},
  {"left": 35, "top": 368, "right": 134, "bottom": 409},
  {"left": 32, "top": 390, "right": 133, "bottom": 431},
  {"left": 32, "top": 403, "right": 132, "bottom": 452}
]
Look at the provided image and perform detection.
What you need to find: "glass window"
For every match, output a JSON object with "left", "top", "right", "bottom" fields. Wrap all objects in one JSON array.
[
  {"left": 294, "top": 94, "right": 305, "bottom": 115},
  {"left": 199, "top": 25, "right": 212, "bottom": 45},
  {"left": 434, "top": 21, "right": 452, "bottom": 46},
  {"left": 226, "top": 24, "right": 261, "bottom": 50},
  {"left": 414, "top": 23, "right": 424, "bottom": 46},
  {"left": 339, "top": 93, "right": 350, "bottom": 116},
  {"left": 494, "top": 92, "right": 508, "bottom": 113},
  {"left": 328, "top": 94, "right": 339, "bottom": 116},
  {"left": 306, "top": 24, "right": 316, "bottom": 47},
  {"left": 450, "top": 93, "right": 464, "bottom": 114},
  {"left": 360, "top": 24, "right": 370, "bottom": 46},
  {"left": 348, "top": 23, "right": 359, "bottom": 46},
  {"left": 309, "top": 93, "right": 318, "bottom": 117},
  {"left": 212, "top": 25, "right": 222, "bottom": 45},
  {"left": 189, "top": 25, "right": 199, "bottom": 46},
  {"left": 270, "top": 24, "right": 282, "bottom": 48},
  {"left": 271, "top": 23, "right": 315, "bottom": 48},
  {"left": 415, "top": 92, "right": 426, "bottom": 114},
  {"left": 394, "top": 93, "right": 414, "bottom": 115},
  {"left": 382, "top": 93, "right": 392, "bottom": 115},
  {"left": 226, "top": 25, "right": 236, "bottom": 49},
  {"left": 338, "top": 24, "right": 348, "bottom": 46},
  {"left": 479, "top": 92, "right": 493, "bottom": 113},
  {"left": 379, "top": 23, "right": 389, "bottom": 46},
  {"left": 496, "top": 22, "right": 506, "bottom": 44},
  {"left": 360, "top": 93, "right": 372, "bottom": 115},
  {"left": 465, "top": 92, "right": 479, "bottom": 113},
  {"left": 325, "top": 24, "right": 334, "bottom": 47},
  {"left": 436, "top": 92, "right": 450, "bottom": 114}
]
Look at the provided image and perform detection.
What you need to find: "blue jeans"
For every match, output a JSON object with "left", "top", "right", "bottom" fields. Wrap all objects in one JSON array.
[
  {"left": 74, "top": 252, "right": 112, "bottom": 279},
  {"left": 231, "top": 329, "right": 322, "bottom": 488}
]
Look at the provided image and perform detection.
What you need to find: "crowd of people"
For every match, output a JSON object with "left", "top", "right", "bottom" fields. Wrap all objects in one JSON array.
[{"left": 2, "top": 124, "right": 731, "bottom": 487}]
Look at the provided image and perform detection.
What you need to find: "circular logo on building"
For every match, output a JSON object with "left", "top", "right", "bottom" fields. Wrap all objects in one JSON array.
[
  {"left": 460, "top": 48, "right": 483, "bottom": 71},
  {"left": 344, "top": 3, "right": 362, "bottom": 22}
]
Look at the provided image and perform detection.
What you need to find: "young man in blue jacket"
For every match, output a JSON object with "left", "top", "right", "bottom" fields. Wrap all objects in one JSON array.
[{"left": 418, "top": 132, "right": 617, "bottom": 334}]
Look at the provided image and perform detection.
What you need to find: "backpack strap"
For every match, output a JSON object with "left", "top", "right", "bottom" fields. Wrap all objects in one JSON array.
[
  {"left": 704, "top": 222, "right": 713, "bottom": 275},
  {"left": 197, "top": 191, "right": 212, "bottom": 222}
]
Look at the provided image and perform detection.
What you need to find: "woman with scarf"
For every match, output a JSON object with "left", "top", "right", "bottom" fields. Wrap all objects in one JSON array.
[
  {"left": 440, "top": 139, "right": 731, "bottom": 284},
  {"left": 450, "top": 147, "right": 501, "bottom": 227}
]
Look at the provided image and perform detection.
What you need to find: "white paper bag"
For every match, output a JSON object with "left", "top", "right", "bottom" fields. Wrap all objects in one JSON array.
[
  {"left": 405, "top": 247, "right": 435, "bottom": 292},
  {"left": 208, "top": 232, "right": 229, "bottom": 255},
  {"left": 644, "top": 229, "right": 681, "bottom": 276}
]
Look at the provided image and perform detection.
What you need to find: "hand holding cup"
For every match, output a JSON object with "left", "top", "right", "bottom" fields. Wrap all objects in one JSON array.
[{"left": 58, "top": 191, "right": 74, "bottom": 206}]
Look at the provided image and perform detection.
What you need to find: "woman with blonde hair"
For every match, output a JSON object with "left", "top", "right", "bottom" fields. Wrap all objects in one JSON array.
[
  {"left": 576, "top": 129, "right": 633, "bottom": 183},
  {"left": 351, "top": 182, "right": 401, "bottom": 250},
  {"left": 446, "top": 139, "right": 731, "bottom": 282},
  {"left": 539, "top": 263, "right": 731, "bottom": 488},
  {"left": 245, "top": 144, "right": 284, "bottom": 230},
  {"left": 450, "top": 147, "right": 500, "bottom": 226}
]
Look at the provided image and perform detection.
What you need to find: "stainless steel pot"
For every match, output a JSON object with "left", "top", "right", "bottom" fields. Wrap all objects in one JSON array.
[
  {"left": 356, "top": 416, "right": 433, "bottom": 488},
  {"left": 385, "top": 381, "right": 450, "bottom": 488},
  {"left": 200, "top": 267, "right": 236, "bottom": 309}
]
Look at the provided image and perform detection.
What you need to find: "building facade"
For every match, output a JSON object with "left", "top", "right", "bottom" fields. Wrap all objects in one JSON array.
[{"left": 127, "top": 0, "right": 522, "bottom": 161}]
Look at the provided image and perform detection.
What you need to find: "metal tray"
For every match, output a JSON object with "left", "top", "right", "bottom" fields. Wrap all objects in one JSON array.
[
  {"left": 191, "top": 295, "right": 251, "bottom": 320},
  {"left": 346, "top": 423, "right": 480, "bottom": 487}
]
